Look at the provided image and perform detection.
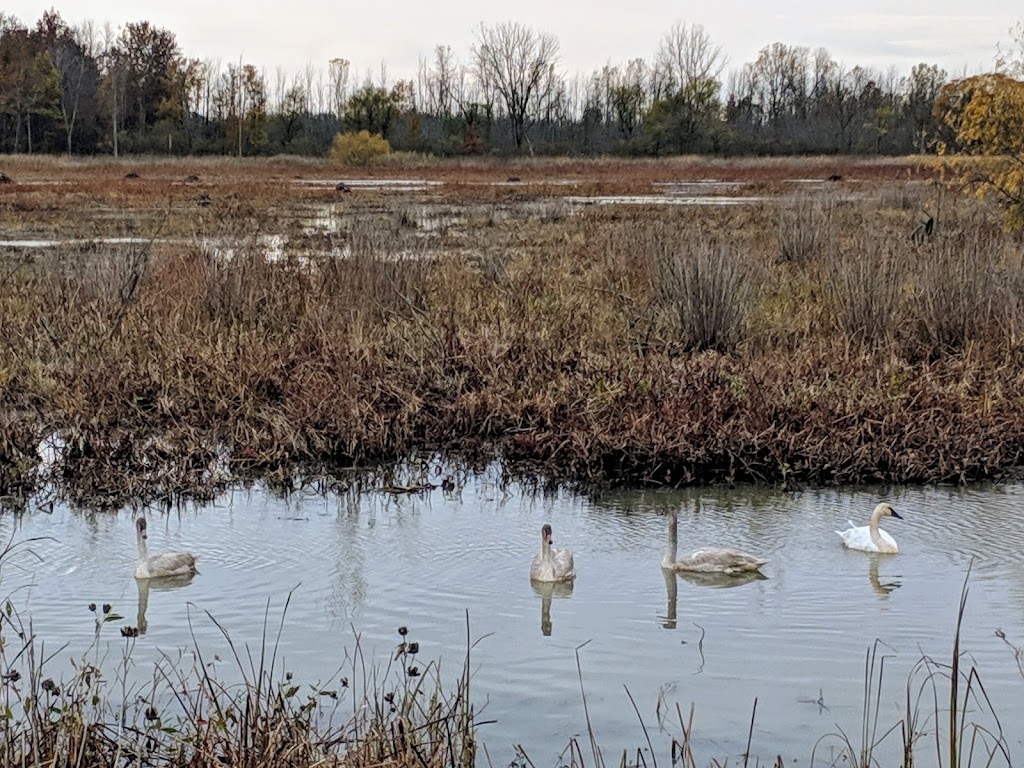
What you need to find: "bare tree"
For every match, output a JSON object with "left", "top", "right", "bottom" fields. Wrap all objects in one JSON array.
[
  {"left": 996, "top": 20, "right": 1024, "bottom": 77},
  {"left": 471, "top": 21, "right": 560, "bottom": 150},
  {"left": 270, "top": 65, "right": 286, "bottom": 113},
  {"left": 199, "top": 58, "right": 219, "bottom": 121},
  {"left": 99, "top": 20, "right": 121, "bottom": 156},
  {"left": 314, "top": 68, "right": 327, "bottom": 114},
  {"left": 611, "top": 59, "right": 649, "bottom": 138},
  {"left": 751, "top": 42, "right": 810, "bottom": 126},
  {"left": 36, "top": 11, "right": 96, "bottom": 155},
  {"left": 329, "top": 57, "right": 350, "bottom": 115},
  {"left": 72, "top": 18, "right": 98, "bottom": 58},
  {"left": 902, "top": 62, "right": 946, "bottom": 153},
  {"left": 810, "top": 47, "right": 836, "bottom": 103},
  {"left": 302, "top": 62, "right": 316, "bottom": 115},
  {"left": 655, "top": 21, "right": 726, "bottom": 99},
  {"left": 427, "top": 45, "right": 457, "bottom": 118}
]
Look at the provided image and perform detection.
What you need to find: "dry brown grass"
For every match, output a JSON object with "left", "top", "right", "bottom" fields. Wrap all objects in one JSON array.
[
  {"left": 1, "top": 156, "right": 1023, "bottom": 504},
  {"left": 0, "top": 153, "right": 938, "bottom": 205}
]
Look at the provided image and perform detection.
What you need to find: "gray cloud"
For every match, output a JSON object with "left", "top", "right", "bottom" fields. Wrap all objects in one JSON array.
[{"left": 4, "top": 0, "right": 1018, "bottom": 80}]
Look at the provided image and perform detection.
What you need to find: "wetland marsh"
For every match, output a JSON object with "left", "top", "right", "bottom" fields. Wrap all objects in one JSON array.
[{"left": 1, "top": 155, "right": 1023, "bottom": 765}]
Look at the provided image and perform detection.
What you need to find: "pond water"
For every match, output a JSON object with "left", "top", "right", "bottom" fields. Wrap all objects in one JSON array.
[{"left": 1, "top": 471, "right": 1023, "bottom": 766}]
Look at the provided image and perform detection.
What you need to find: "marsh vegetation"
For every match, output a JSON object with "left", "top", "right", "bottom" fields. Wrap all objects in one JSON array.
[{"left": 1, "top": 156, "right": 1022, "bottom": 506}]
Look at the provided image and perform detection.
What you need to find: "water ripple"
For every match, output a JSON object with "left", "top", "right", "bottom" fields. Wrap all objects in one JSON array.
[{"left": 1, "top": 480, "right": 1023, "bottom": 764}]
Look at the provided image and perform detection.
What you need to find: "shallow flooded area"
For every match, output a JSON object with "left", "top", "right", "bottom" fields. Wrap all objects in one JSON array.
[{"left": 2, "top": 470, "right": 1023, "bottom": 765}]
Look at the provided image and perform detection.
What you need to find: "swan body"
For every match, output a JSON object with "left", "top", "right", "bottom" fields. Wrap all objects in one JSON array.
[
  {"left": 836, "top": 503, "right": 902, "bottom": 554},
  {"left": 135, "top": 517, "right": 199, "bottom": 579},
  {"left": 530, "top": 524, "right": 575, "bottom": 582},
  {"left": 661, "top": 509, "right": 767, "bottom": 574}
]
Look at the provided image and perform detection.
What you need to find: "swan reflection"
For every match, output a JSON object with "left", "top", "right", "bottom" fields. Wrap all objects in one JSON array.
[
  {"left": 661, "top": 568, "right": 678, "bottom": 629},
  {"left": 676, "top": 570, "right": 768, "bottom": 589},
  {"left": 135, "top": 573, "right": 195, "bottom": 635},
  {"left": 868, "top": 556, "right": 901, "bottom": 598},
  {"left": 530, "top": 579, "right": 573, "bottom": 636},
  {"left": 661, "top": 568, "right": 766, "bottom": 629}
]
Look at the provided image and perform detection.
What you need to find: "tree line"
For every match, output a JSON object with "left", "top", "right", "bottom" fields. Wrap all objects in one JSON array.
[{"left": 0, "top": 9, "right": 976, "bottom": 158}]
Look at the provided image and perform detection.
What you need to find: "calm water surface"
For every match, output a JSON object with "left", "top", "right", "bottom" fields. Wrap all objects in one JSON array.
[{"left": 2, "top": 471, "right": 1023, "bottom": 766}]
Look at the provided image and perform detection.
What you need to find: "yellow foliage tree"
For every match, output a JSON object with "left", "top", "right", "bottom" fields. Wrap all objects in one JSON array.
[
  {"left": 329, "top": 130, "right": 391, "bottom": 166},
  {"left": 934, "top": 73, "right": 1024, "bottom": 228}
]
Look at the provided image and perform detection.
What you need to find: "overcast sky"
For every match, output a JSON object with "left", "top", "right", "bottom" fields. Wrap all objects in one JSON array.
[{"left": 4, "top": 0, "right": 1020, "bottom": 83}]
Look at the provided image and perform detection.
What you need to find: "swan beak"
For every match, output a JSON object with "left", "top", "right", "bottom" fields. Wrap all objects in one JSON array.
[
  {"left": 546, "top": 535, "right": 553, "bottom": 545},
  {"left": 890, "top": 510, "right": 903, "bottom": 520}
]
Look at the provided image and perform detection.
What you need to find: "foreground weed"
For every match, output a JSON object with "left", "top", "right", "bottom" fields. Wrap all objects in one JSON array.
[
  {"left": 905, "top": 562, "right": 1011, "bottom": 768},
  {"left": 812, "top": 639, "right": 900, "bottom": 768},
  {"left": 0, "top": 542, "right": 481, "bottom": 768},
  {"left": 809, "top": 564, "right": 1012, "bottom": 768}
]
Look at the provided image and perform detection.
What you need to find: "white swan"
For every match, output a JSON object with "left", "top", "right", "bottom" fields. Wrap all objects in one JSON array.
[
  {"left": 836, "top": 502, "right": 902, "bottom": 554},
  {"left": 530, "top": 524, "right": 575, "bottom": 582},
  {"left": 135, "top": 517, "right": 199, "bottom": 579},
  {"left": 661, "top": 508, "right": 768, "bottom": 574}
]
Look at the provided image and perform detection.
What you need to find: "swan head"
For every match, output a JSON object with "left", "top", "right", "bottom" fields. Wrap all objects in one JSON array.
[
  {"left": 136, "top": 516, "right": 148, "bottom": 540},
  {"left": 875, "top": 503, "right": 902, "bottom": 521},
  {"left": 541, "top": 524, "right": 553, "bottom": 545}
]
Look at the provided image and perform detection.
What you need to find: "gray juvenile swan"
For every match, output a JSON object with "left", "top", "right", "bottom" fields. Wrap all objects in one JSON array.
[
  {"left": 836, "top": 502, "right": 902, "bottom": 554},
  {"left": 135, "top": 517, "right": 199, "bottom": 579},
  {"left": 661, "top": 508, "right": 768, "bottom": 574},
  {"left": 530, "top": 524, "right": 575, "bottom": 582}
]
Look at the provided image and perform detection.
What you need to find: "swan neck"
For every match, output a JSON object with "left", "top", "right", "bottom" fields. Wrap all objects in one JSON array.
[
  {"left": 869, "top": 507, "right": 884, "bottom": 529},
  {"left": 663, "top": 512, "right": 678, "bottom": 567},
  {"left": 541, "top": 536, "right": 552, "bottom": 561},
  {"left": 867, "top": 511, "right": 887, "bottom": 550},
  {"left": 137, "top": 529, "right": 148, "bottom": 561},
  {"left": 869, "top": 525, "right": 884, "bottom": 549}
]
